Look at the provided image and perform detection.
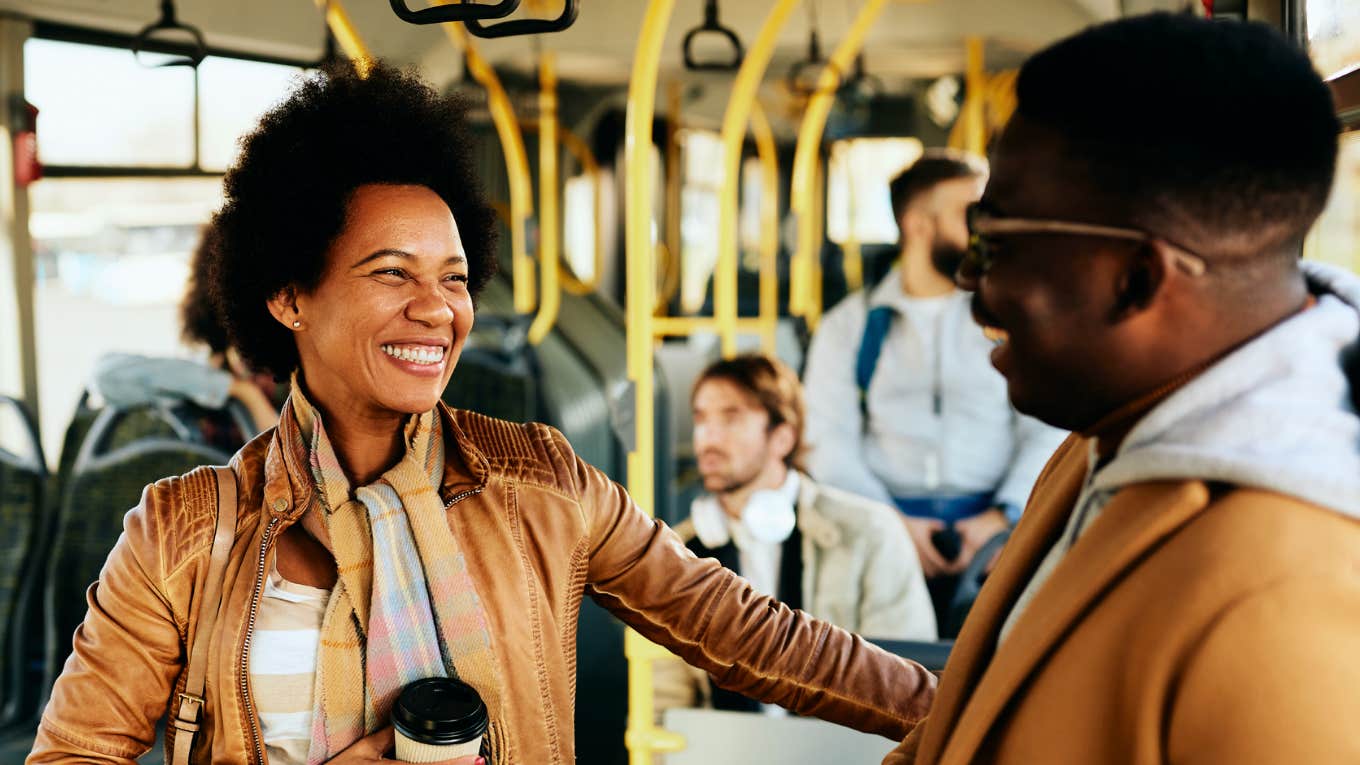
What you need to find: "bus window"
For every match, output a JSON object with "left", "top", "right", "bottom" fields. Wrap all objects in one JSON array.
[
  {"left": 199, "top": 56, "right": 306, "bottom": 171},
  {"left": 826, "top": 137, "right": 924, "bottom": 246},
  {"left": 563, "top": 172, "right": 597, "bottom": 283},
  {"left": 24, "top": 38, "right": 196, "bottom": 167},
  {"left": 679, "top": 128, "right": 722, "bottom": 314},
  {"left": 1306, "top": 0, "right": 1360, "bottom": 80},
  {"left": 1305, "top": 131, "right": 1360, "bottom": 271},
  {"left": 28, "top": 178, "right": 223, "bottom": 461},
  {"left": 739, "top": 156, "right": 762, "bottom": 272}
]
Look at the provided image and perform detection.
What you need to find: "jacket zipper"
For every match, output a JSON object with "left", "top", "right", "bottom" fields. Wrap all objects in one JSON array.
[
  {"left": 445, "top": 487, "right": 482, "bottom": 509},
  {"left": 241, "top": 517, "right": 280, "bottom": 765},
  {"left": 236, "top": 489, "right": 482, "bottom": 764}
]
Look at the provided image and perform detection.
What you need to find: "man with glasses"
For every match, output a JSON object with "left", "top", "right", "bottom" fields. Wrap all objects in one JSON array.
[
  {"left": 886, "top": 13, "right": 1359, "bottom": 765},
  {"left": 804, "top": 151, "right": 1066, "bottom": 633}
]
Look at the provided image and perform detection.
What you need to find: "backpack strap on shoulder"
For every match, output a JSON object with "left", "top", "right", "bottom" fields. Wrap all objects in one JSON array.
[
  {"left": 856, "top": 303, "right": 897, "bottom": 420},
  {"left": 171, "top": 466, "right": 238, "bottom": 765}
]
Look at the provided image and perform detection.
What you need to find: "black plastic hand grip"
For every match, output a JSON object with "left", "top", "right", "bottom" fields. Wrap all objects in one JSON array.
[
  {"left": 388, "top": 0, "right": 521, "bottom": 25},
  {"left": 465, "top": 0, "right": 578, "bottom": 38}
]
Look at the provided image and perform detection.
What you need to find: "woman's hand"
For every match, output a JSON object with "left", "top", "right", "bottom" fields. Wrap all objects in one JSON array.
[{"left": 324, "top": 725, "right": 485, "bottom": 764}]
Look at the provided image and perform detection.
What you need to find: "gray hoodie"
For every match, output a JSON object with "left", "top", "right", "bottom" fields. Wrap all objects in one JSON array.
[{"left": 1001, "top": 260, "right": 1360, "bottom": 643}]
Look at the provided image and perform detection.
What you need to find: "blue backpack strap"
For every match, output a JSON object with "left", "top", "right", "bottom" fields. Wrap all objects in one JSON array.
[{"left": 856, "top": 304, "right": 896, "bottom": 419}]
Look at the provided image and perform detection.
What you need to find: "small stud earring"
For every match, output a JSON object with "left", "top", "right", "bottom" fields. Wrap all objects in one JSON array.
[{"left": 292, "top": 320, "right": 301, "bottom": 328}]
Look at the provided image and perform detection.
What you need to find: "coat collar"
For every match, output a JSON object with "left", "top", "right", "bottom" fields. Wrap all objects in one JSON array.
[
  {"left": 262, "top": 398, "right": 490, "bottom": 523},
  {"left": 915, "top": 435, "right": 1213, "bottom": 764},
  {"left": 795, "top": 473, "right": 843, "bottom": 549}
]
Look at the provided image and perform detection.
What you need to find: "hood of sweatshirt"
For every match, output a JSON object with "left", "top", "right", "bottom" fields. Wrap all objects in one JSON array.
[{"left": 1091, "top": 261, "right": 1360, "bottom": 519}]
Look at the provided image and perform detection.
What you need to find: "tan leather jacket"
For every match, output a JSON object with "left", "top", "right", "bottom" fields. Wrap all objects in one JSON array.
[{"left": 29, "top": 404, "right": 935, "bottom": 764}]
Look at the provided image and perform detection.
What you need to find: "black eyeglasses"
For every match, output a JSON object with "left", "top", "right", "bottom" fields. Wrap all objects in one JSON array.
[{"left": 964, "top": 202, "right": 1208, "bottom": 277}]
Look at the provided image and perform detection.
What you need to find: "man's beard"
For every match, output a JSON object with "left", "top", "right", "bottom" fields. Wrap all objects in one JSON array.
[
  {"left": 930, "top": 241, "right": 967, "bottom": 280},
  {"left": 699, "top": 451, "right": 766, "bottom": 495}
]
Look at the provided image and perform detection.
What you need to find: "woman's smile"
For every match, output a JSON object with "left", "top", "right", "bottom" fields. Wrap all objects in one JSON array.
[{"left": 379, "top": 341, "right": 449, "bottom": 375}]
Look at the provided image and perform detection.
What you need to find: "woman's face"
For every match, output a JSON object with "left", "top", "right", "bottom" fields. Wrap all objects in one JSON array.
[{"left": 278, "top": 183, "right": 473, "bottom": 422}]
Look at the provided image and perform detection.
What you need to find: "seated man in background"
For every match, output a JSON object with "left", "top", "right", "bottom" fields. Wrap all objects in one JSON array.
[
  {"left": 803, "top": 151, "right": 1066, "bottom": 629},
  {"left": 657, "top": 353, "right": 935, "bottom": 715},
  {"left": 888, "top": 13, "right": 1359, "bottom": 765}
]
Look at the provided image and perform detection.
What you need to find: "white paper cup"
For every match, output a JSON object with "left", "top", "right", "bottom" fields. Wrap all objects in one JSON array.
[
  {"left": 394, "top": 729, "right": 482, "bottom": 763},
  {"left": 391, "top": 677, "right": 488, "bottom": 764}
]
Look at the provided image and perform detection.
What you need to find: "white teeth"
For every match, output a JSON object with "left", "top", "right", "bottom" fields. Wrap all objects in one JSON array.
[{"left": 381, "top": 344, "right": 444, "bottom": 366}]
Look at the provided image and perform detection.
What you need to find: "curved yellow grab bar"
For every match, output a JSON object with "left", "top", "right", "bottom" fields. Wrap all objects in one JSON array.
[
  {"left": 623, "top": 2, "right": 680, "bottom": 764},
  {"left": 714, "top": 0, "right": 801, "bottom": 358},
  {"left": 963, "top": 36, "right": 986, "bottom": 156},
  {"left": 659, "top": 81, "right": 684, "bottom": 313},
  {"left": 750, "top": 100, "right": 779, "bottom": 355},
  {"left": 314, "top": 0, "right": 373, "bottom": 76},
  {"left": 789, "top": 0, "right": 890, "bottom": 330},
  {"left": 527, "top": 52, "right": 560, "bottom": 345},
  {"left": 440, "top": 18, "right": 536, "bottom": 314}
]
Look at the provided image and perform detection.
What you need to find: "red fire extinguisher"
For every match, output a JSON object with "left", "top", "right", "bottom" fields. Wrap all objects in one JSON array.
[{"left": 11, "top": 97, "right": 41, "bottom": 188}]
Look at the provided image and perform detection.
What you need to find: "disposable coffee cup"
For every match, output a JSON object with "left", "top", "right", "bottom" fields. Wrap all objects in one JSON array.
[{"left": 392, "top": 677, "right": 488, "bottom": 763}]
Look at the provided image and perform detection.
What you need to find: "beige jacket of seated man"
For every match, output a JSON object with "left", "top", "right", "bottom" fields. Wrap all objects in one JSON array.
[{"left": 657, "top": 354, "right": 935, "bottom": 715}]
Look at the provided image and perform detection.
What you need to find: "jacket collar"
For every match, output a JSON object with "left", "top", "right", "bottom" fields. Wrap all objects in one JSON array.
[
  {"left": 263, "top": 397, "right": 490, "bottom": 523},
  {"left": 915, "top": 436, "right": 1213, "bottom": 764},
  {"left": 794, "top": 474, "right": 843, "bottom": 549}
]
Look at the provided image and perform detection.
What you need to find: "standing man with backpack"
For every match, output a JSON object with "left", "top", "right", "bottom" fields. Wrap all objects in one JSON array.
[{"left": 803, "top": 151, "right": 1066, "bottom": 630}]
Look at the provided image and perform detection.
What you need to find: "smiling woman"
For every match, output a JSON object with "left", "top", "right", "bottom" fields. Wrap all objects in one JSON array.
[{"left": 28, "top": 61, "right": 936, "bottom": 765}]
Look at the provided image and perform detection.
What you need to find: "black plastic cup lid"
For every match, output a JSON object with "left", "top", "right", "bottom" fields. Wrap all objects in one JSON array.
[{"left": 392, "top": 677, "right": 489, "bottom": 746}]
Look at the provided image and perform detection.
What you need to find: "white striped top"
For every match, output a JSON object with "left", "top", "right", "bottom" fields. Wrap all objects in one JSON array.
[{"left": 248, "top": 563, "right": 331, "bottom": 765}]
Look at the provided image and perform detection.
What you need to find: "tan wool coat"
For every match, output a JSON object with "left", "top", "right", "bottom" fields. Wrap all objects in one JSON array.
[{"left": 886, "top": 435, "right": 1360, "bottom": 765}]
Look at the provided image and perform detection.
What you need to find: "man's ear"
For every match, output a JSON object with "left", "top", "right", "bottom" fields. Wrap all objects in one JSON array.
[
  {"left": 1110, "top": 243, "right": 1172, "bottom": 321},
  {"left": 266, "top": 286, "right": 300, "bottom": 329},
  {"left": 901, "top": 208, "right": 933, "bottom": 244},
  {"left": 769, "top": 422, "right": 798, "bottom": 465}
]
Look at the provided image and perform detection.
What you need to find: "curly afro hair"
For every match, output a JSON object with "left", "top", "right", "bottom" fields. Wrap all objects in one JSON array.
[{"left": 209, "top": 60, "right": 498, "bottom": 379}]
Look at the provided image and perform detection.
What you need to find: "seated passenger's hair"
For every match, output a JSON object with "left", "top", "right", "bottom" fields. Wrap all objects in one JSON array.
[
  {"left": 1015, "top": 12, "right": 1339, "bottom": 260},
  {"left": 694, "top": 354, "right": 807, "bottom": 471},
  {"left": 209, "top": 61, "right": 498, "bottom": 379},
  {"left": 889, "top": 149, "right": 987, "bottom": 233},
  {"left": 180, "top": 225, "right": 229, "bottom": 355}
]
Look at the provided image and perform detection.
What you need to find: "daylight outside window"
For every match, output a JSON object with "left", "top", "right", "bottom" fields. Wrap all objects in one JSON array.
[{"left": 826, "top": 137, "right": 924, "bottom": 246}]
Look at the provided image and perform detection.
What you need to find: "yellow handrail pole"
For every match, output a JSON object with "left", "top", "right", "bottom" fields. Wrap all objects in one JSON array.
[
  {"left": 624, "top": 2, "right": 686, "bottom": 764},
  {"left": 715, "top": 0, "right": 801, "bottom": 358},
  {"left": 789, "top": 0, "right": 889, "bottom": 330},
  {"left": 843, "top": 150, "right": 864, "bottom": 291},
  {"left": 314, "top": 0, "right": 373, "bottom": 76},
  {"left": 964, "top": 36, "right": 986, "bottom": 156},
  {"left": 750, "top": 100, "right": 780, "bottom": 355},
  {"left": 528, "top": 52, "right": 560, "bottom": 345},
  {"left": 659, "top": 80, "right": 684, "bottom": 314},
  {"left": 809, "top": 155, "right": 826, "bottom": 327},
  {"left": 440, "top": 20, "right": 536, "bottom": 314}
]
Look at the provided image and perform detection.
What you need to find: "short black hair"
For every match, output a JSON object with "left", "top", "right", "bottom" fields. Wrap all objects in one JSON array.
[
  {"left": 889, "top": 149, "right": 987, "bottom": 238},
  {"left": 1015, "top": 12, "right": 1339, "bottom": 259},
  {"left": 180, "top": 225, "right": 229, "bottom": 355},
  {"left": 210, "top": 61, "right": 498, "bottom": 379}
]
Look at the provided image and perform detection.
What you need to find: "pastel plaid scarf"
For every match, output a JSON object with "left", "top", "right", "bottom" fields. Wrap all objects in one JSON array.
[{"left": 286, "top": 382, "right": 502, "bottom": 764}]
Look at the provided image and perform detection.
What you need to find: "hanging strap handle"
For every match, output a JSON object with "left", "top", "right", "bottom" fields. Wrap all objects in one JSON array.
[{"left": 171, "top": 466, "right": 238, "bottom": 765}]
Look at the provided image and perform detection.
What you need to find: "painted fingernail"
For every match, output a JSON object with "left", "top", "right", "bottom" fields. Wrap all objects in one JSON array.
[{"left": 475, "top": 758, "right": 487, "bottom": 765}]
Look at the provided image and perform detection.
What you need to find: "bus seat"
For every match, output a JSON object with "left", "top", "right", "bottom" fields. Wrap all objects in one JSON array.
[
  {"left": 0, "top": 396, "right": 48, "bottom": 731},
  {"left": 442, "top": 315, "right": 537, "bottom": 423},
  {"left": 41, "top": 405, "right": 230, "bottom": 705}
]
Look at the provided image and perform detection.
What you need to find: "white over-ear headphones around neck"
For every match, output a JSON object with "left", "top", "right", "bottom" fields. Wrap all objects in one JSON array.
[{"left": 690, "top": 488, "right": 796, "bottom": 549}]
